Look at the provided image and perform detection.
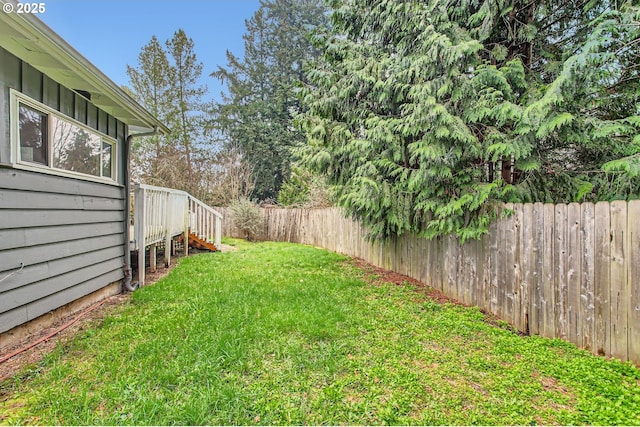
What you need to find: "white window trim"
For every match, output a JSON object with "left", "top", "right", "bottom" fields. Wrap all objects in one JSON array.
[{"left": 9, "top": 89, "right": 120, "bottom": 185}]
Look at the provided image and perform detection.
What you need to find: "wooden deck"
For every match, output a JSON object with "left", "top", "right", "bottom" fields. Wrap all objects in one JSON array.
[{"left": 130, "top": 184, "right": 222, "bottom": 286}]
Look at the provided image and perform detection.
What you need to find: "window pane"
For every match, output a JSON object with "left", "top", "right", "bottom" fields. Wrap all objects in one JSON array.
[
  {"left": 51, "top": 116, "right": 100, "bottom": 176},
  {"left": 102, "top": 141, "right": 113, "bottom": 178},
  {"left": 19, "top": 104, "right": 48, "bottom": 165}
]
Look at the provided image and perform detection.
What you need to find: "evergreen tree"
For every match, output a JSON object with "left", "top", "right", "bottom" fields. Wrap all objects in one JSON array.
[
  {"left": 166, "top": 29, "right": 208, "bottom": 196},
  {"left": 127, "top": 30, "right": 210, "bottom": 196},
  {"left": 126, "top": 35, "right": 175, "bottom": 186},
  {"left": 212, "top": 0, "right": 329, "bottom": 201},
  {"left": 298, "top": 0, "right": 640, "bottom": 241}
]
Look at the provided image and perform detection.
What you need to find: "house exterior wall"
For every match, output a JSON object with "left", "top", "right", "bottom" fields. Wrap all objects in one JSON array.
[{"left": 0, "top": 47, "right": 127, "bottom": 334}]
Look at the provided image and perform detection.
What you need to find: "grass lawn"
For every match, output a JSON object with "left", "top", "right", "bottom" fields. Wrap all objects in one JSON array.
[{"left": 1, "top": 240, "right": 639, "bottom": 425}]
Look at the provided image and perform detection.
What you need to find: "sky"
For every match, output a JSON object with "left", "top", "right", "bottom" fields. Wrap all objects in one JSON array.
[{"left": 38, "top": 0, "right": 262, "bottom": 103}]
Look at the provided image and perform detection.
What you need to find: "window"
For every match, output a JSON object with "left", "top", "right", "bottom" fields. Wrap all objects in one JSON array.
[
  {"left": 51, "top": 115, "right": 101, "bottom": 175},
  {"left": 12, "top": 90, "right": 117, "bottom": 181},
  {"left": 101, "top": 141, "right": 113, "bottom": 178},
  {"left": 18, "top": 104, "right": 48, "bottom": 165}
]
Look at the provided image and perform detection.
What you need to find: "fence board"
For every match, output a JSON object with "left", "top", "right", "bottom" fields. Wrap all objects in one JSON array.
[
  {"left": 521, "top": 203, "right": 534, "bottom": 334},
  {"left": 628, "top": 200, "right": 640, "bottom": 363},
  {"left": 435, "top": 237, "right": 444, "bottom": 292},
  {"left": 541, "top": 204, "right": 556, "bottom": 338},
  {"left": 334, "top": 211, "right": 341, "bottom": 254},
  {"left": 381, "top": 238, "right": 390, "bottom": 271},
  {"left": 424, "top": 238, "right": 433, "bottom": 288},
  {"left": 454, "top": 237, "right": 463, "bottom": 302},
  {"left": 610, "top": 200, "right": 628, "bottom": 361},
  {"left": 410, "top": 234, "right": 419, "bottom": 283},
  {"left": 462, "top": 239, "right": 471, "bottom": 305},
  {"left": 490, "top": 220, "right": 500, "bottom": 317},
  {"left": 474, "top": 235, "right": 483, "bottom": 310},
  {"left": 401, "top": 234, "right": 409, "bottom": 277},
  {"left": 479, "top": 231, "right": 491, "bottom": 313},
  {"left": 419, "top": 236, "right": 428, "bottom": 286},
  {"left": 439, "top": 237, "right": 447, "bottom": 292},
  {"left": 390, "top": 235, "right": 398, "bottom": 275},
  {"left": 567, "top": 203, "right": 582, "bottom": 346},
  {"left": 456, "top": 237, "right": 464, "bottom": 302},
  {"left": 400, "top": 234, "right": 410, "bottom": 278},
  {"left": 456, "top": 239, "right": 465, "bottom": 303},
  {"left": 554, "top": 204, "right": 568, "bottom": 339},
  {"left": 503, "top": 204, "right": 516, "bottom": 328},
  {"left": 467, "top": 239, "right": 479, "bottom": 307},
  {"left": 426, "top": 238, "right": 435, "bottom": 290},
  {"left": 412, "top": 235, "right": 421, "bottom": 283},
  {"left": 594, "top": 201, "right": 611, "bottom": 356},
  {"left": 354, "top": 219, "right": 360, "bottom": 260},
  {"left": 513, "top": 204, "right": 524, "bottom": 332},
  {"left": 372, "top": 234, "right": 380, "bottom": 270},
  {"left": 581, "top": 202, "right": 595, "bottom": 351},
  {"left": 373, "top": 229, "right": 380, "bottom": 266},
  {"left": 530, "top": 203, "right": 544, "bottom": 336},
  {"left": 444, "top": 235, "right": 457, "bottom": 300},
  {"left": 495, "top": 213, "right": 505, "bottom": 320},
  {"left": 404, "top": 234, "right": 413, "bottom": 279}
]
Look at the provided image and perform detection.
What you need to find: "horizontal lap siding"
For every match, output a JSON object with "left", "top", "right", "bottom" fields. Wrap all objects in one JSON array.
[
  {"left": 0, "top": 47, "right": 130, "bottom": 334},
  {"left": 0, "top": 168, "right": 126, "bottom": 333},
  {"left": 0, "top": 269, "right": 123, "bottom": 333}
]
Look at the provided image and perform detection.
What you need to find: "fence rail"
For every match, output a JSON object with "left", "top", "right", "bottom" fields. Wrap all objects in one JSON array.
[
  {"left": 217, "top": 201, "right": 640, "bottom": 364},
  {"left": 133, "top": 184, "right": 222, "bottom": 286}
]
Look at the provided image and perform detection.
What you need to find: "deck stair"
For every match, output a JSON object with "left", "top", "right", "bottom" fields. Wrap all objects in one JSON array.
[
  {"left": 176, "top": 232, "right": 218, "bottom": 252},
  {"left": 131, "top": 184, "right": 223, "bottom": 286}
]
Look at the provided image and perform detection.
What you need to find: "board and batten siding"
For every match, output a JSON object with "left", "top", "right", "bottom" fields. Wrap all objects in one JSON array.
[
  {"left": 0, "top": 47, "right": 127, "bottom": 177},
  {"left": 0, "top": 47, "right": 127, "bottom": 334}
]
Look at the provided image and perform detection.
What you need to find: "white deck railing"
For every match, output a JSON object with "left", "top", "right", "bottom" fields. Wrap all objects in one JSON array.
[
  {"left": 132, "top": 183, "right": 223, "bottom": 286},
  {"left": 189, "top": 196, "right": 223, "bottom": 249}
]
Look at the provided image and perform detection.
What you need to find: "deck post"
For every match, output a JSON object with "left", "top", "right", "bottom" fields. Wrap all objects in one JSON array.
[
  {"left": 134, "top": 184, "right": 146, "bottom": 287},
  {"left": 184, "top": 198, "right": 190, "bottom": 257},
  {"left": 164, "top": 192, "right": 172, "bottom": 268},
  {"left": 149, "top": 243, "right": 157, "bottom": 272}
]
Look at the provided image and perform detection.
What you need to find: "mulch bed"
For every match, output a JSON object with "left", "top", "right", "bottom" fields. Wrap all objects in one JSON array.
[
  {"left": 348, "top": 257, "right": 521, "bottom": 333},
  {"left": 349, "top": 257, "right": 467, "bottom": 306}
]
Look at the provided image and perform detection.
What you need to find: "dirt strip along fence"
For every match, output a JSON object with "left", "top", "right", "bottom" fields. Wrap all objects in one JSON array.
[{"left": 217, "top": 201, "right": 640, "bottom": 364}]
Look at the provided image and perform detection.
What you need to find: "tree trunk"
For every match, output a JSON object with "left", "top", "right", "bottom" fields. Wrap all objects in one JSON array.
[{"left": 501, "top": 157, "right": 512, "bottom": 184}]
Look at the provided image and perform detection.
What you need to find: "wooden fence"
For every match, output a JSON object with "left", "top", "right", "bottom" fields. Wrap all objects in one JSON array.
[{"left": 217, "top": 201, "right": 640, "bottom": 364}]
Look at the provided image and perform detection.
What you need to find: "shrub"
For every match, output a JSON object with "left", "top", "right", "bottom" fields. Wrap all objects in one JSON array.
[
  {"left": 278, "top": 166, "right": 332, "bottom": 208},
  {"left": 229, "top": 198, "right": 263, "bottom": 241}
]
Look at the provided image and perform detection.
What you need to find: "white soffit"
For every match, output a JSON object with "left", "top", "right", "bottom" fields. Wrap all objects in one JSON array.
[{"left": 0, "top": 1, "right": 169, "bottom": 134}]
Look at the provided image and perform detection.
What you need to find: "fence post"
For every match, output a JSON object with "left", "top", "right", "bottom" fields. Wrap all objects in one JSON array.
[{"left": 215, "top": 214, "right": 222, "bottom": 247}]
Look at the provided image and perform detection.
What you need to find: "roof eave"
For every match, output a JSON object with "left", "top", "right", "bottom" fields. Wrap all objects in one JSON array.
[{"left": 0, "top": 1, "right": 170, "bottom": 135}]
